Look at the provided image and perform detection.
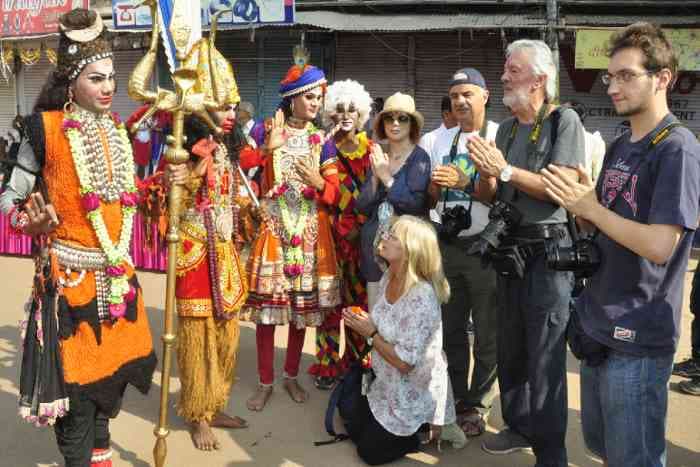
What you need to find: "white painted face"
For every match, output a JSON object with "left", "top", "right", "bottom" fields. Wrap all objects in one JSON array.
[{"left": 331, "top": 102, "right": 360, "bottom": 133}]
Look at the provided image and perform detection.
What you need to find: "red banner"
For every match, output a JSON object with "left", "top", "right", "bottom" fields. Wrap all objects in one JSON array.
[{"left": 1, "top": 0, "right": 89, "bottom": 37}]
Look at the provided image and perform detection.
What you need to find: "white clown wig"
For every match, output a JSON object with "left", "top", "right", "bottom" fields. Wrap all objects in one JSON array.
[{"left": 323, "top": 79, "right": 373, "bottom": 128}]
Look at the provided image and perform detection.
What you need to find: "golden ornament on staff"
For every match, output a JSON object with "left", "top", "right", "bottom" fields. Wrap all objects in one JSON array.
[{"left": 126, "top": 0, "right": 256, "bottom": 465}]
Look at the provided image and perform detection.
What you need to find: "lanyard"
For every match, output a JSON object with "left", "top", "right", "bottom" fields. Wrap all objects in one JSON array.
[
  {"left": 441, "top": 119, "right": 488, "bottom": 205},
  {"left": 503, "top": 103, "right": 549, "bottom": 159}
]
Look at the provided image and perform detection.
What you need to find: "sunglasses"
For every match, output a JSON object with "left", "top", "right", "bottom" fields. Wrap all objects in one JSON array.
[{"left": 382, "top": 113, "right": 411, "bottom": 125}]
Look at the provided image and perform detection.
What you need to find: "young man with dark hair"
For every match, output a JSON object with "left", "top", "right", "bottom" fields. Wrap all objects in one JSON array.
[{"left": 542, "top": 22, "right": 700, "bottom": 466}]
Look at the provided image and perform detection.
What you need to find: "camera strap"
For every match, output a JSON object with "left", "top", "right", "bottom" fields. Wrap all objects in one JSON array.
[
  {"left": 500, "top": 104, "right": 559, "bottom": 203},
  {"left": 441, "top": 120, "right": 487, "bottom": 211},
  {"left": 589, "top": 120, "right": 685, "bottom": 240}
]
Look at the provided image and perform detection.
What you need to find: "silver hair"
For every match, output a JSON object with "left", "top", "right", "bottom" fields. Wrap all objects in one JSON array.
[
  {"left": 506, "top": 39, "right": 557, "bottom": 102},
  {"left": 323, "top": 79, "right": 373, "bottom": 128}
]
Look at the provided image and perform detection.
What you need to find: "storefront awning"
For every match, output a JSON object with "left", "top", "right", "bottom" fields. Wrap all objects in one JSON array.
[{"left": 562, "top": 14, "right": 700, "bottom": 27}]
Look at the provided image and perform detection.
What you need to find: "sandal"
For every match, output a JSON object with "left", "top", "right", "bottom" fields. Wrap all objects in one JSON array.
[
  {"left": 314, "top": 376, "right": 336, "bottom": 390},
  {"left": 458, "top": 408, "right": 486, "bottom": 437}
]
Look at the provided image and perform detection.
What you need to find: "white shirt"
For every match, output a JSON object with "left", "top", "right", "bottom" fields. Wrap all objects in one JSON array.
[
  {"left": 584, "top": 129, "right": 606, "bottom": 184},
  {"left": 242, "top": 119, "right": 255, "bottom": 136},
  {"left": 419, "top": 121, "right": 499, "bottom": 237},
  {"left": 367, "top": 275, "right": 456, "bottom": 436}
]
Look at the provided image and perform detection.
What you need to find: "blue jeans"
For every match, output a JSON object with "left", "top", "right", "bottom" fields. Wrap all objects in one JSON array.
[{"left": 580, "top": 351, "right": 674, "bottom": 467}]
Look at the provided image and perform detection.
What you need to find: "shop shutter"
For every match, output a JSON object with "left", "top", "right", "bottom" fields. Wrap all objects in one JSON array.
[
  {"left": 112, "top": 49, "right": 147, "bottom": 121},
  {"left": 19, "top": 54, "right": 53, "bottom": 115},
  {"left": 335, "top": 33, "right": 410, "bottom": 108},
  {"left": 216, "top": 30, "right": 259, "bottom": 115},
  {"left": 414, "top": 31, "right": 509, "bottom": 133},
  {"left": 0, "top": 76, "right": 17, "bottom": 132}
]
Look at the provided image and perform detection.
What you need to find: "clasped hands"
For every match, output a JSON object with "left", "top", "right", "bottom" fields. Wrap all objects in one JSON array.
[{"left": 342, "top": 307, "right": 377, "bottom": 338}]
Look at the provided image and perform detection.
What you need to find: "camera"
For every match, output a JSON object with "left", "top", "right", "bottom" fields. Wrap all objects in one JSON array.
[
  {"left": 467, "top": 201, "right": 523, "bottom": 256},
  {"left": 437, "top": 205, "right": 472, "bottom": 240},
  {"left": 545, "top": 237, "right": 601, "bottom": 279}
]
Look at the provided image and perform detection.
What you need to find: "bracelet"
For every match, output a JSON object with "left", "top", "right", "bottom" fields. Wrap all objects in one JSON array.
[{"left": 8, "top": 206, "right": 29, "bottom": 235}]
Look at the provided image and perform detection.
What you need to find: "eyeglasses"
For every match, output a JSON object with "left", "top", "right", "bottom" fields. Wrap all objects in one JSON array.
[
  {"left": 601, "top": 70, "right": 655, "bottom": 86},
  {"left": 382, "top": 113, "right": 411, "bottom": 125},
  {"left": 380, "top": 230, "right": 397, "bottom": 241}
]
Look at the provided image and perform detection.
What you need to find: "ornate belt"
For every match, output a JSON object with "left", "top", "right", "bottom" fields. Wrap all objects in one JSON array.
[{"left": 50, "top": 240, "right": 128, "bottom": 322}]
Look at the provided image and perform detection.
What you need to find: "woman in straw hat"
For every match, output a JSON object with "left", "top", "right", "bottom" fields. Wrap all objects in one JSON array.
[{"left": 357, "top": 92, "right": 432, "bottom": 311}]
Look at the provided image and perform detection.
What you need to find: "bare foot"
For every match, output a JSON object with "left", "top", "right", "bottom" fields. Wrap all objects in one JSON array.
[
  {"left": 246, "top": 385, "right": 273, "bottom": 412},
  {"left": 211, "top": 412, "right": 248, "bottom": 429},
  {"left": 191, "top": 420, "right": 220, "bottom": 451},
  {"left": 283, "top": 378, "right": 308, "bottom": 403}
]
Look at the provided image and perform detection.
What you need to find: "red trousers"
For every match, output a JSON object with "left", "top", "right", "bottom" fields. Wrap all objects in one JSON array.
[{"left": 256, "top": 324, "right": 306, "bottom": 385}]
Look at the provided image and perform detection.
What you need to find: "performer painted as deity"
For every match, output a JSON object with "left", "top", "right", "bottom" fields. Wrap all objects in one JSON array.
[
  {"left": 241, "top": 47, "right": 341, "bottom": 411},
  {"left": 308, "top": 80, "right": 374, "bottom": 390},
  {"left": 165, "top": 36, "right": 250, "bottom": 451},
  {"left": 0, "top": 10, "right": 156, "bottom": 467}
]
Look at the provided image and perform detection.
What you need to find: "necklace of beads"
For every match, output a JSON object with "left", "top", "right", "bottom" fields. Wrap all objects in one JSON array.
[{"left": 63, "top": 109, "right": 138, "bottom": 320}]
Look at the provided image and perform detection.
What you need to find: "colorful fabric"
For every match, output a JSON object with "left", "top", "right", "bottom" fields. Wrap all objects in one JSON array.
[
  {"left": 241, "top": 123, "right": 341, "bottom": 329},
  {"left": 279, "top": 65, "right": 326, "bottom": 98},
  {"left": 177, "top": 315, "right": 240, "bottom": 423},
  {"left": 310, "top": 135, "right": 372, "bottom": 377},
  {"left": 39, "top": 110, "right": 156, "bottom": 416}
]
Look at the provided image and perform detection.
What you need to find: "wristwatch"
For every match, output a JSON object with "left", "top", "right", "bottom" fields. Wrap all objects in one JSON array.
[
  {"left": 367, "top": 329, "right": 379, "bottom": 346},
  {"left": 499, "top": 164, "right": 514, "bottom": 183}
]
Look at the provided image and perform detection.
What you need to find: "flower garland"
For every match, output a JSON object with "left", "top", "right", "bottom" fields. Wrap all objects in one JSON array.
[
  {"left": 272, "top": 125, "right": 324, "bottom": 277},
  {"left": 63, "top": 111, "right": 138, "bottom": 319}
]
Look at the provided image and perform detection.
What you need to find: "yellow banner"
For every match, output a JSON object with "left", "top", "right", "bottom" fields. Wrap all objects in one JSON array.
[{"left": 575, "top": 29, "right": 700, "bottom": 71}]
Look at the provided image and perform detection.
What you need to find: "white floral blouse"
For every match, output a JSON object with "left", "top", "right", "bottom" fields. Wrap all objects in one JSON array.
[{"left": 367, "top": 274, "right": 456, "bottom": 436}]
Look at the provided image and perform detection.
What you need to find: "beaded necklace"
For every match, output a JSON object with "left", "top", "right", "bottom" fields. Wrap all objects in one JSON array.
[{"left": 63, "top": 108, "right": 138, "bottom": 319}]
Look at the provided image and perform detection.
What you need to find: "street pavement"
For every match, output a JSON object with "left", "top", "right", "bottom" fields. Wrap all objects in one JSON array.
[{"left": 0, "top": 254, "right": 698, "bottom": 467}]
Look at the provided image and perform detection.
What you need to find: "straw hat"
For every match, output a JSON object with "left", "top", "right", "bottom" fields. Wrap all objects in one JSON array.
[{"left": 375, "top": 92, "right": 424, "bottom": 131}]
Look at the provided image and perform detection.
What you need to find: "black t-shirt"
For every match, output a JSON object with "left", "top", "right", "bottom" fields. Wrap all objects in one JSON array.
[{"left": 577, "top": 114, "right": 700, "bottom": 357}]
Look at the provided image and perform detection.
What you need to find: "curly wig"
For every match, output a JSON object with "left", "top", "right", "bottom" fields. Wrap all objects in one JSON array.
[{"left": 323, "top": 79, "right": 373, "bottom": 129}]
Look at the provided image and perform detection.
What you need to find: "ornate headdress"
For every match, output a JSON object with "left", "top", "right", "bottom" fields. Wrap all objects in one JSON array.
[
  {"left": 183, "top": 40, "right": 240, "bottom": 109},
  {"left": 279, "top": 45, "right": 327, "bottom": 98},
  {"left": 56, "top": 9, "right": 112, "bottom": 82},
  {"left": 323, "top": 79, "right": 373, "bottom": 128}
]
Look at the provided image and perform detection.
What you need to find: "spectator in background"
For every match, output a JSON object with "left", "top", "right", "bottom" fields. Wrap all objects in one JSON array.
[
  {"left": 420, "top": 96, "right": 459, "bottom": 155},
  {"left": 562, "top": 100, "right": 606, "bottom": 183},
  {"left": 238, "top": 101, "right": 256, "bottom": 136}
]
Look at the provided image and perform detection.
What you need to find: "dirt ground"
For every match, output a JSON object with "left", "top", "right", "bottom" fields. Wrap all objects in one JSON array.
[{"left": 0, "top": 254, "right": 698, "bottom": 467}]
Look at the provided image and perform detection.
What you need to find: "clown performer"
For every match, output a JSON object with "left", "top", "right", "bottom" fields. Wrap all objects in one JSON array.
[
  {"left": 308, "top": 80, "right": 374, "bottom": 390},
  {"left": 241, "top": 46, "right": 341, "bottom": 411},
  {"left": 0, "top": 9, "right": 156, "bottom": 467}
]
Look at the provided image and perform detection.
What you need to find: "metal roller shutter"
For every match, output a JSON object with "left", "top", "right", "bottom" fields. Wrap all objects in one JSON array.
[
  {"left": 335, "top": 33, "right": 410, "bottom": 109},
  {"left": 18, "top": 54, "right": 52, "bottom": 115},
  {"left": 0, "top": 76, "right": 17, "bottom": 132},
  {"left": 414, "top": 30, "right": 509, "bottom": 133},
  {"left": 112, "top": 48, "right": 148, "bottom": 121},
  {"left": 216, "top": 30, "right": 259, "bottom": 114}
]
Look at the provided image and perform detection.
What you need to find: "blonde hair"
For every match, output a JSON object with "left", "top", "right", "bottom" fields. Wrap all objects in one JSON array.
[{"left": 389, "top": 215, "right": 450, "bottom": 304}]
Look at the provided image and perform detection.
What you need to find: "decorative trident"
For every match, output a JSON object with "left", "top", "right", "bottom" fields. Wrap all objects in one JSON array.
[{"left": 127, "top": 1, "right": 224, "bottom": 466}]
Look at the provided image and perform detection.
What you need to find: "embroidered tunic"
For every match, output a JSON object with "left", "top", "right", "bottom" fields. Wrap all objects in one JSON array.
[
  {"left": 242, "top": 122, "right": 341, "bottom": 328},
  {"left": 1, "top": 110, "right": 157, "bottom": 424},
  {"left": 175, "top": 138, "right": 247, "bottom": 318}
]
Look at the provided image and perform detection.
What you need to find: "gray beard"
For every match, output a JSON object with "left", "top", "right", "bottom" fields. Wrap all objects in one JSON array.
[{"left": 502, "top": 90, "right": 529, "bottom": 111}]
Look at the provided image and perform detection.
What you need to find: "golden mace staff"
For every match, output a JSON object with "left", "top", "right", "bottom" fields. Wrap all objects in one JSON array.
[{"left": 127, "top": 1, "right": 208, "bottom": 465}]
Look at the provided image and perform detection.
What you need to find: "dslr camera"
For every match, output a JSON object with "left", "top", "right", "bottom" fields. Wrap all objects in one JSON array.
[
  {"left": 437, "top": 205, "right": 472, "bottom": 240},
  {"left": 545, "top": 237, "right": 601, "bottom": 279},
  {"left": 467, "top": 200, "right": 522, "bottom": 257}
]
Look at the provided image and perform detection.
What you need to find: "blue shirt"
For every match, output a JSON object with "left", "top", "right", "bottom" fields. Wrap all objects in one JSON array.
[{"left": 578, "top": 114, "right": 700, "bottom": 357}]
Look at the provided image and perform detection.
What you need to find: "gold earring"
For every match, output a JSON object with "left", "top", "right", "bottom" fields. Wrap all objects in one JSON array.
[{"left": 63, "top": 88, "right": 75, "bottom": 114}]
